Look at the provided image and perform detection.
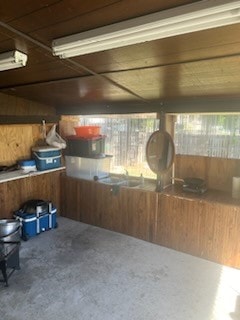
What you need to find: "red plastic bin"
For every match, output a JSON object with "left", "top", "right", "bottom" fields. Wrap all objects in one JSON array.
[{"left": 74, "top": 126, "right": 100, "bottom": 138}]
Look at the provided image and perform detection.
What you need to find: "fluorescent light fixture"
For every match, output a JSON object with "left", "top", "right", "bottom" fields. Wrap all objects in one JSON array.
[
  {"left": 0, "top": 50, "right": 28, "bottom": 71},
  {"left": 52, "top": 0, "right": 240, "bottom": 58}
]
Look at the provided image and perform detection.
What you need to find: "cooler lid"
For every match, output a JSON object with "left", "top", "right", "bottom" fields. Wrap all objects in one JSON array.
[
  {"left": 20, "top": 199, "right": 49, "bottom": 214},
  {"left": 32, "top": 146, "right": 61, "bottom": 152},
  {"left": 66, "top": 135, "right": 106, "bottom": 141}
]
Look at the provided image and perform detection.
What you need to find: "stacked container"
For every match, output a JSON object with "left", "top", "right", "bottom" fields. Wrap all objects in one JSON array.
[
  {"left": 65, "top": 126, "right": 111, "bottom": 180},
  {"left": 65, "top": 135, "right": 105, "bottom": 158}
]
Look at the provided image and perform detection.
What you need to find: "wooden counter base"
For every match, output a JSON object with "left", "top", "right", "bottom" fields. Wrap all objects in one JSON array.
[
  {"left": 156, "top": 186, "right": 240, "bottom": 268},
  {"left": 61, "top": 176, "right": 240, "bottom": 268},
  {"left": 0, "top": 169, "right": 64, "bottom": 219}
]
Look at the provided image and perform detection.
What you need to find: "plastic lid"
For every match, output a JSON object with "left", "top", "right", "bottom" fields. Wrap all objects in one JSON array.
[
  {"left": 66, "top": 135, "right": 106, "bottom": 141},
  {"left": 19, "top": 159, "right": 36, "bottom": 166},
  {"left": 32, "top": 146, "right": 61, "bottom": 152}
]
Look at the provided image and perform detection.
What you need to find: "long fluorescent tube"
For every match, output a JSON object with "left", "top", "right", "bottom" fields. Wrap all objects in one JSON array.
[
  {"left": 0, "top": 50, "right": 28, "bottom": 71},
  {"left": 52, "top": 0, "right": 240, "bottom": 58}
]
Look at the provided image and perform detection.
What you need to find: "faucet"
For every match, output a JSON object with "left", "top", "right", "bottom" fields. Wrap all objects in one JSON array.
[
  {"left": 124, "top": 169, "right": 129, "bottom": 180},
  {"left": 140, "top": 173, "right": 144, "bottom": 186}
]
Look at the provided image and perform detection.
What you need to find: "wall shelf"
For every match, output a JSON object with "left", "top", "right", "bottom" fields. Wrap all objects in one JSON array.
[{"left": 0, "top": 115, "right": 60, "bottom": 125}]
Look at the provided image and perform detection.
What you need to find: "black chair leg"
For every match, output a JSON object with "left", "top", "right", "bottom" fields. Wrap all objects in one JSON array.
[{"left": 0, "top": 261, "right": 8, "bottom": 287}]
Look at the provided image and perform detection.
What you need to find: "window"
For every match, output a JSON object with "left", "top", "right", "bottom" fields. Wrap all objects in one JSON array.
[
  {"left": 175, "top": 114, "right": 240, "bottom": 159},
  {"left": 77, "top": 113, "right": 159, "bottom": 178}
]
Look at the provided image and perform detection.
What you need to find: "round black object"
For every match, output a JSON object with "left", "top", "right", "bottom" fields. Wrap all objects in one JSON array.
[{"left": 20, "top": 199, "right": 49, "bottom": 214}]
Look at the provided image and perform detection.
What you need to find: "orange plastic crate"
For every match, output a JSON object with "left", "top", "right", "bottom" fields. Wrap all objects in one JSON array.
[{"left": 74, "top": 126, "right": 100, "bottom": 138}]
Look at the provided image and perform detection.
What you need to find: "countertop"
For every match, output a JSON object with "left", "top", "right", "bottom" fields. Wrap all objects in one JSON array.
[
  {"left": 162, "top": 184, "right": 240, "bottom": 207},
  {"left": 119, "top": 179, "right": 240, "bottom": 207},
  {"left": 0, "top": 167, "right": 65, "bottom": 184}
]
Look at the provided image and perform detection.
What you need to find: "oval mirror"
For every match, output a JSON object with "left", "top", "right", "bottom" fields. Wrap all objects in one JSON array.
[{"left": 146, "top": 130, "right": 175, "bottom": 174}]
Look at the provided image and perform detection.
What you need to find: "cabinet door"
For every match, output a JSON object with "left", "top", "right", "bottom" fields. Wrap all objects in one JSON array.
[
  {"left": 155, "top": 193, "right": 240, "bottom": 268},
  {"left": 96, "top": 183, "right": 122, "bottom": 232},
  {"left": 97, "top": 186, "right": 157, "bottom": 242},
  {"left": 199, "top": 201, "right": 240, "bottom": 267},
  {"left": 61, "top": 176, "right": 157, "bottom": 243},
  {"left": 79, "top": 179, "right": 101, "bottom": 226},
  {"left": 61, "top": 176, "right": 81, "bottom": 221},
  {"left": 121, "top": 188, "right": 156, "bottom": 242},
  {"left": 155, "top": 194, "right": 204, "bottom": 255},
  {"left": 61, "top": 177, "right": 101, "bottom": 226}
]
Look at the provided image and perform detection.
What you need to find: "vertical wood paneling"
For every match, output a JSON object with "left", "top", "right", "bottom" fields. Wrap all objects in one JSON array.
[
  {"left": 175, "top": 155, "right": 208, "bottom": 182},
  {"left": 80, "top": 180, "right": 101, "bottom": 226},
  {"left": 96, "top": 183, "right": 116, "bottom": 231},
  {"left": 0, "top": 170, "right": 63, "bottom": 219},
  {"left": 61, "top": 176, "right": 80, "bottom": 221},
  {"left": 175, "top": 154, "right": 240, "bottom": 192},
  {"left": 61, "top": 176, "right": 240, "bottom": 268},
  {"left": 155, "top": 192, "right": 240, "bottom": 268},
  {"left": 121, "top": 188, "right": 156, "bottom": 242},
  {"left": 61, "top": 176, "right": 157, "bottom": 242}
]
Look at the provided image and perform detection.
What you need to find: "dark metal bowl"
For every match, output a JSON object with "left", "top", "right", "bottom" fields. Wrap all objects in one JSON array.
[{"left": 0, "top": 219, "right": 20, "bottom": 238}]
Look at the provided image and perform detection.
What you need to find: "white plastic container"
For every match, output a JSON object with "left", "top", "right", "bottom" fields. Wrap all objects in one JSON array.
[
  {"left": 19, "top": 159, "right": 37, "bottom": 173},
  {"left": 65, "top": 156, "right": 111, "bottom": 180},
  {"left": 232, "top": 176, "right": 240, "bottom": 199}
]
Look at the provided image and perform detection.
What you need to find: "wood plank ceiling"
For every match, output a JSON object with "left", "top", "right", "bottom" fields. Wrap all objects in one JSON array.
[{"left": 0, "top": 0, "right": 240, "bottom": 114}]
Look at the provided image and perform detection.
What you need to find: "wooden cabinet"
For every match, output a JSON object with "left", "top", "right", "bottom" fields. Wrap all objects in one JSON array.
[
  {"left": 95, "top": 183, "right": 123, "bottom": 233},
  {"left": 61, "top": 176, "right": 240, "bottom": 268},
  {"left": 155, "top": 194, "right": 205, "bottom": 255},
  {"left": 61, "top": 177, "right": 99, "bottom": 226},
  {"left": 61, "top": 175, "right": 81, "bottom": 221},
  {"left": 61, "top": 176, "right": 157, "bottom": 242},
  {"left": 155, "top": 190, "right": 240, "bottom": 268},
  {"left": 121, "top": 187, "right": 156, "bottom": 242},
  {"left": 0, "top": 169, "right": 63, "bottom": 219}
]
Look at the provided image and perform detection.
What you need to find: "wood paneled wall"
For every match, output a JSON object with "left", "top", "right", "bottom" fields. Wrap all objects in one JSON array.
[
  {"left": 0, "top": 124, "right": 54, "bottom": 165},
  {"left": 0, "top": 93, "right": 55, "bottom": 116},
  {"left": 0, "top": 92, "right": 57, "bottom": 165},
  {"left": 61, "top": 176, "right": 156, "bottom": 242},
  {"left": 175, "top": 154, "right": 240, "bottom": 193},
  {"left": 0, "top": 170, "right": 64, "bottom": 219},
  {"left": 155, "top": 190, "right": 240, "bottom": 268}
]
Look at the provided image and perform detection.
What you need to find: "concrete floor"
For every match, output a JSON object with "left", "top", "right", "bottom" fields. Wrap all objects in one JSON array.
[{"left": 1, "top": 217, "right": 240, "bottom": 320}]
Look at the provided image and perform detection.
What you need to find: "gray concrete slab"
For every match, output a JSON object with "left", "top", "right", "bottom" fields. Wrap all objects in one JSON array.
[{"left": 1, "top": 217, "right": 240, "bottom": 320}]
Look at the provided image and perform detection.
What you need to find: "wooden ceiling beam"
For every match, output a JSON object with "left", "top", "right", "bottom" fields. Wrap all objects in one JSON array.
[{"left": 57, "top": 97, "right": 240, "bottom": 115}]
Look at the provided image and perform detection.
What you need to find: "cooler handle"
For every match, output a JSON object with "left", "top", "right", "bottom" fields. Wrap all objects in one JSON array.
[{"left": 33, "top": 152, "right": 61, "bottom": 160}]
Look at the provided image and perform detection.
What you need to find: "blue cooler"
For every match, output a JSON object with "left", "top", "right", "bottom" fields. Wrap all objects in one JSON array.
[
  {"left": 14, "top": 200, "right": 57, "bottom": 241},
  {"left": 32, "top": 146, "right": 61, "bottom": 171}
]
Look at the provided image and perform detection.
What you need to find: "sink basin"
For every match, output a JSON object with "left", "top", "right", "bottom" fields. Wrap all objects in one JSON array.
[
  {"left": 99, "top": 177, "right": 126, "bottom": 185},
  {"left": 99, "top": 177, "right": 142, "bottom": 188},
  {"left": 122, "top": 179, "right": 141, "bottom": 188}
]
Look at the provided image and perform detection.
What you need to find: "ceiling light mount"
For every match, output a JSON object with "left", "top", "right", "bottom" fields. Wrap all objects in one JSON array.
[
  {"left": 0, "top": 50, "right": 28, "bottom": 71},
  {"left": 52, "top": 0, "right": 240, "bottom": 58}
]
